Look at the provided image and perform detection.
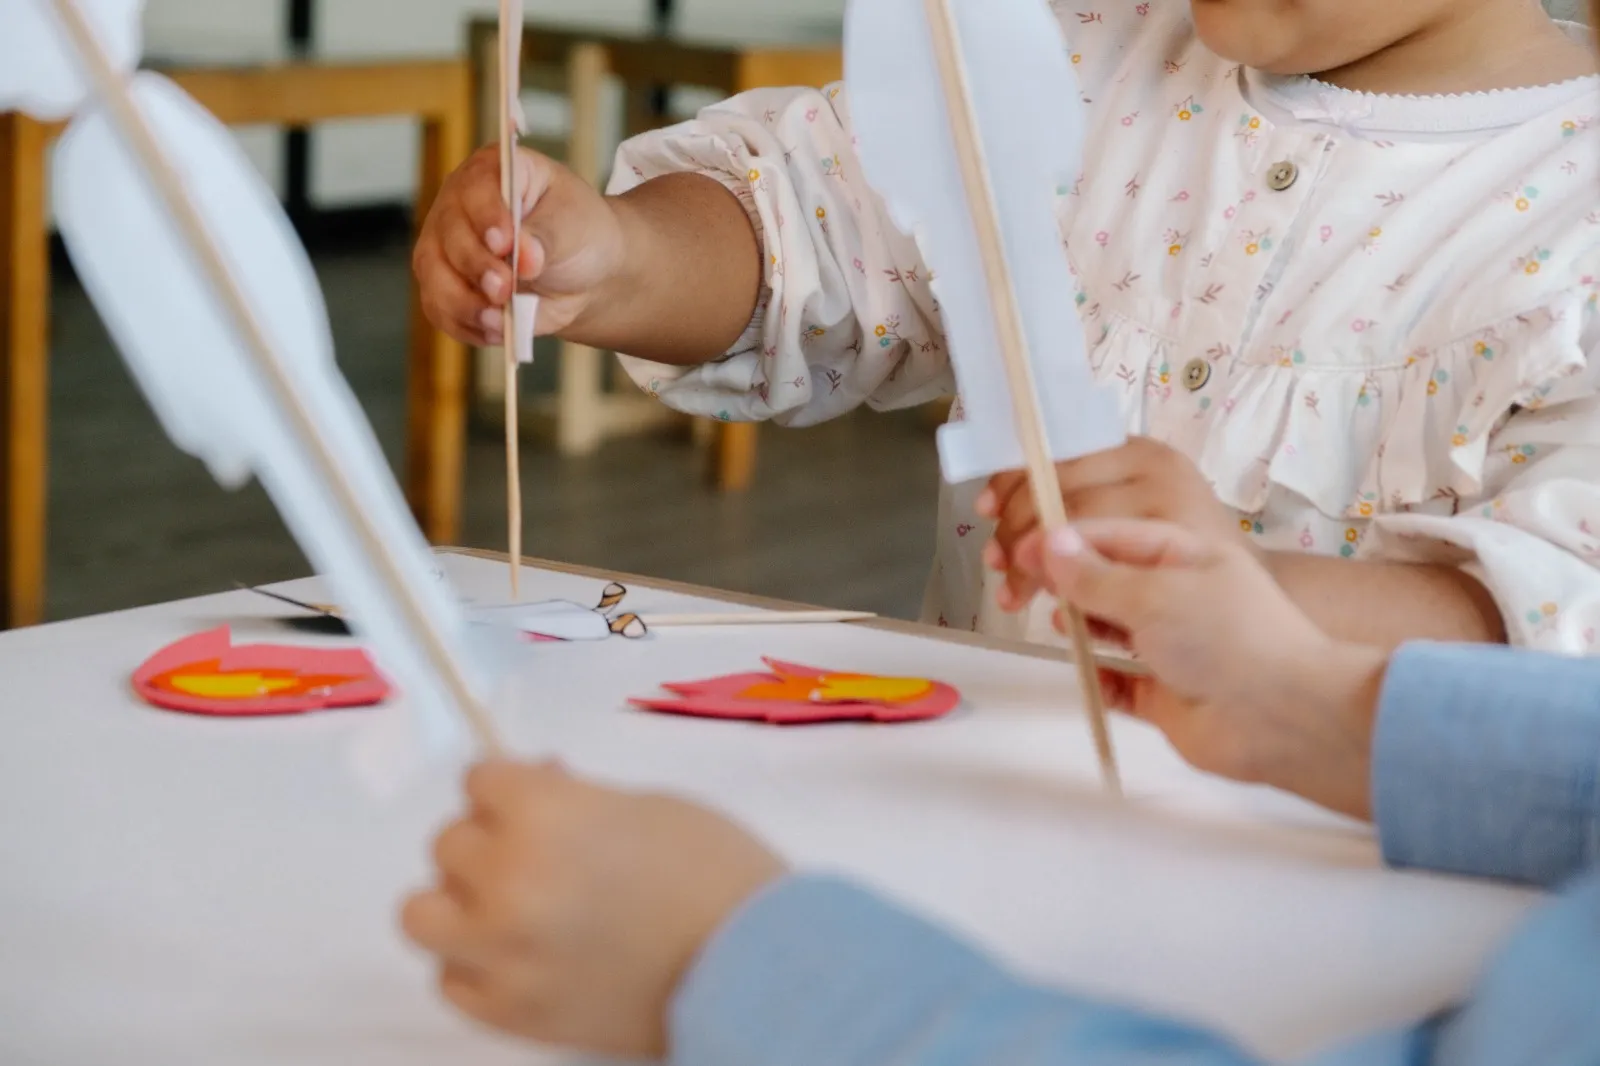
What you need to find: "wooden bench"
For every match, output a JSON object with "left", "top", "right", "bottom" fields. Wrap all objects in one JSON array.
[
  {"left": 0, "top": 59, "right": 476, "bottom": 628},
  {"left": 463, "top": 21, "right": 843, "bottom": 494}
]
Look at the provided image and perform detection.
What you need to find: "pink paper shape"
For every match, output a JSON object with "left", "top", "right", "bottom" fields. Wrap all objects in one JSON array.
[
  {"left": 132, "top": 625, "right": 390, "bottom": 717},
  {"left": 630, "top": 658, "right": 960, "bottom": 725}
]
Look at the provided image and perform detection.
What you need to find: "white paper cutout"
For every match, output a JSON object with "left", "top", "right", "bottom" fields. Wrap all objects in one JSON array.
[
  {"left": 511, "top": 292, "right": 539, "bottom": 364},
  {"left": 845, "top": 0, "right": 1125, "bottom": 485},
  {"left": 26, "top": 0, "right": 508, "bottom": 794},
  {"left": 1, "top": 0, "right": 141, "bottom": 120},
  {"left": 468, "top": 582, "right": 647, "bottom": 641}
]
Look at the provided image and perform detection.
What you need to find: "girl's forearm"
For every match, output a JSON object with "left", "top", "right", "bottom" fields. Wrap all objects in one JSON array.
[
  {"left": 1265, "top": 553, "right": 1508, "bottom": 649},
  {"left": 571, "top": 173, "right": 763, "bottom": 365}
]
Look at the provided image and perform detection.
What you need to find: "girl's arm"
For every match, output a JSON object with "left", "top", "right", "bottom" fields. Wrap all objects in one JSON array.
[
  {"left": 605, "top": 85, "right": 956, "bottom": 427},
  {"left": 1264, "top": 554, "right": 1507, "bottom": 647},
  {"left": 566, "top": 173, "right": 763, "bottom": 365}
]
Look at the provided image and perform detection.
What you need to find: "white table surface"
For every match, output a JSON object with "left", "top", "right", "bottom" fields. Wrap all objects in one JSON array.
[{"left": 0, "top": 552, "right": 1537, "bottom": 1065}]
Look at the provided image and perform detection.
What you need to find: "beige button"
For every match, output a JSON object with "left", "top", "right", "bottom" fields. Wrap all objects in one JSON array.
[
  {"left": 1267, "top": 160, "right": 1299, "bottom": 191},
  {"left": 1182, "top": 358, "right": 1211, "bottom": 392}
]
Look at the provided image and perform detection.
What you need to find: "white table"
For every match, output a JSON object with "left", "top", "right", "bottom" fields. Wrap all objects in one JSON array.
[{"left": 0, "top": 552, "right": 1537, "bottom": 1065}]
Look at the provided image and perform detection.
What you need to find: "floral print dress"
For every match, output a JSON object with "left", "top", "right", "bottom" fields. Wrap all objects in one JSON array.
[{"left": 609, "top": 1, "right": 1600, "bottom": 654}]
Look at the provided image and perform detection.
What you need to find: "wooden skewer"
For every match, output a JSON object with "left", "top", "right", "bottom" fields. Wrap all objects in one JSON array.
[
  {"left": 498, "top": 0, "right": 524, "bottom": 600},
  {"left": 919, "top": 0, "right": 1121, "bottom": 793},
  {"left": 641, "top": 610, "right": 878, "bottom": 627},
  {"left": 52, "top": 0, "right": 505, "bottom": 755}
]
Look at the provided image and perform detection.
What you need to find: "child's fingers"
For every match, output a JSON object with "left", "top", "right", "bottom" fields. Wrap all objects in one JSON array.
[
  {"left": 1041, "top": 526, "right": 1174, "bottom": 630},
  {"left": 464, "top": 759, "right": 573, "bottom": 828},
  {"left": 401, "top": 890, "right": 476, "bottom": 961},
  {"left": 975, "top": 471, "right": 1027, "bottom": 518},
  {"left": 1070, "top": 518, "right": 1209, "bottom": 569},
  {"left": 1054, "top": 437, "right": 1165, "bottom": 496},
  {"left": 417, "top": 259, "right": 502, "bottom": 346},
  {"left": 432, "top": 820, "right": 494, "bottom": 887},
  {"left": 513, "top": 231, "right": 547, "bottom": 285},
  {"left": 990, "top": 485, "right": 1041, "bottom": 564},
  {"left": 999, "top": 565, "right": 1044, "bottom": 613},
  {"left": 436, "top": 206, "right": 515, "bottom": 305},
  {"left": 1061, "top": 482, "right": 1158, "bottom": 524}
]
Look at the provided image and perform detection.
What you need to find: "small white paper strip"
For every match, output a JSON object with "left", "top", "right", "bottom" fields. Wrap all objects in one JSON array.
[{"left": 468, "top": 600, "right": 612, "bottom": 642}]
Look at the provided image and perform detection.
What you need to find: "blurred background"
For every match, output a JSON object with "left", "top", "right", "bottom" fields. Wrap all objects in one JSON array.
[
  {"left": 11, "top": 0, "right": 1588, "bottom": 627},
  {"left": 23, "top": 0, "right": 943, "bottom": 626}
]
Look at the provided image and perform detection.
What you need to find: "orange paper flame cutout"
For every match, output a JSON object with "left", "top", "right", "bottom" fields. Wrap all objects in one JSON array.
[{"left": 133, "top": 626, "right": 389, "bottom": 717}]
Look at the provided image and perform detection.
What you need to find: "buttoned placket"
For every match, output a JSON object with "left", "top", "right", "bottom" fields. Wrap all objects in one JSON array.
[{"left": 1166, "top": 124, "right": 1333, "bottom": 456}]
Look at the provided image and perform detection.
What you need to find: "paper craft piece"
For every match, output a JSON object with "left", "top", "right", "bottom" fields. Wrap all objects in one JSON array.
[
  {"left": 23, "top": 0, "right": 507, "bottom": 792},
  {"left": 0, "top": 0, "right": 141, "bottom": 119},
  {"left": 467, "top": 582, "right": 648, "bottom": 641},
  {"left": 845, "top": 0, "right": 1125, "bottom": 484},
  {"left": 631, "top": 659, "right": 960, "bottom": 724},
  {"left": 132, "top": 626, "right": 389, "bottom": 717}
]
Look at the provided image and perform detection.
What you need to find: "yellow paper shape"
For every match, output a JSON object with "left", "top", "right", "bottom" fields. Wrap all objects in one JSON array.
[
  {"left": 168, "top": 672, "right": 300, "bottom": 699},
  {"left": 740, "top": 671, "right": 933, "bottom": 704}
]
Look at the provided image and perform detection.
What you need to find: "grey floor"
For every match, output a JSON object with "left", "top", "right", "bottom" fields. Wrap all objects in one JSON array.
[{"left": 45, "top": 237, "right": 942, "bottom": 623}]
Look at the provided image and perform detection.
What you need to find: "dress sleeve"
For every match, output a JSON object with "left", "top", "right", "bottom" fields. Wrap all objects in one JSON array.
[
  {"left": 607, "top": 85, "right": 954, "bottom": 426},
  {"left": 1368, "top": 361, "right": 1600, "bottom": 654}
]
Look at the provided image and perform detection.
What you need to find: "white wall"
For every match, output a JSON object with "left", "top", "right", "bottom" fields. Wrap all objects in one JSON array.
[
  {"left": 309, "top": 0, "right": 845, "bottom": 208},
  {"left": 141, "top": 0, "right": 288, "bottom": 197},
  {"left": 121, "top": 0, "right": 845, "bottom": 209}
]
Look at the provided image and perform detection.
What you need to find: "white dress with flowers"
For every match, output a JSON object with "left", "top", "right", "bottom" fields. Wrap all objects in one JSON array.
[{"left": 609, "top": 1, "right": 1600, "bottom": 654}]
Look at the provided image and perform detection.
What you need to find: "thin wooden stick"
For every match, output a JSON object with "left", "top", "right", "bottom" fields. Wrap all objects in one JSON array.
[
  {"left": 498, "top": 0, "right": 524, "bottom": 599},
  {"left": 642, "top": 610, "right": 878, "bottom": 627},
  {"left": 51, "top": 0, "right": 504, "bottom": 755},
  {"left": 919, "top": 0, "right": 1121, "bottom": 793}
]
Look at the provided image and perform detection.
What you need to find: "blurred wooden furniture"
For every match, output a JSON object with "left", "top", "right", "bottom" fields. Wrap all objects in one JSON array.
[
  {"left": 465, "top": 20, "right": 842, "bottom": 492},
  {"left": 0, "top": 58, "right": 474, "bottom": 629}
]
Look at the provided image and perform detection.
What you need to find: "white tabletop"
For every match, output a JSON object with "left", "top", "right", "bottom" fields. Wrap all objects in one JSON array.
[{"left": 0, "top": 552, "right": 1536, "bottom": 1065}]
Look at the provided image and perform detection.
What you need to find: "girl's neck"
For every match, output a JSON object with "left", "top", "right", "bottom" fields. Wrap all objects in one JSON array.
[{"left": 1314, "top": 2, "right": 1596, "bottom": 96}]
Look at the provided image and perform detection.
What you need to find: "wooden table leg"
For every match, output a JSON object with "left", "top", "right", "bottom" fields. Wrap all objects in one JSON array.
[
  {"left": 405, "top": 89, "right": 474, "bottom": 544},
  {"left": 713, "top": 421, "right": 758, "bottom": 492},
  {"left": 555, "top": 41, "right": 608, "bottom": 457},
  {"left": 0, "top": 114, "right": 50, "bottom": 628}
]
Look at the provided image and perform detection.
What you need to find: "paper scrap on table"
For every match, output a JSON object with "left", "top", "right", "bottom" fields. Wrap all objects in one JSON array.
[
  {"left": 631, "top": 659, "right": 960, "bottom": 724},
  {"left": 132, "top": 625, "right": 389, "bottom": 717}
]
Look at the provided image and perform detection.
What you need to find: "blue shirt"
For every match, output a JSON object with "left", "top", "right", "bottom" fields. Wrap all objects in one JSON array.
[{"left": 670, "top": 643, "right": 1600, "bottom": 1066}]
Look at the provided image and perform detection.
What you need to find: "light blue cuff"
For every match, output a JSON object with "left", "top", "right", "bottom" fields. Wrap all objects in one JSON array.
[
  {"left": 669, "top": 875, "right": 1011, "bottom": 1066},
  {"left": 668, "top": 875, "right": 1430, "bottom": 1066},
  {"left": 1374, "top": 643, "right": 1600, "bottom": 888}
]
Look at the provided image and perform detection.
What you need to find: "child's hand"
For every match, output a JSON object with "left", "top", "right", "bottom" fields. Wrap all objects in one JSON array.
[
  {"left": 401, "top": 761, "right": 785, "bottom": 1057},
  {"left": 1013, "top": 521, "right": 1384, "bottom": 818},
  {"left": 413, "top": 145, "right": 627, "bottom": 348},
  {"left": 976, "top": 438, "right": 1248, "bottom": 612}
]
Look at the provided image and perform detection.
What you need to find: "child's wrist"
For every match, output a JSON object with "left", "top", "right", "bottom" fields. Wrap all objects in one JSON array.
[{"left": 1262, "top": 641, "right": 1387, "bottom": 820}]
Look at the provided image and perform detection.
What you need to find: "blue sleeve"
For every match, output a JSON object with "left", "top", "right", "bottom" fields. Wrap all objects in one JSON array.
[
  {"left": 672, "top": 874, "right": 1600, "bottom": 1066},
  {"left": 669, "top": 876, "right": 1431, "bottom": 1066},
  {"left": 1373, "top": 643, "right": 1600, "bottom": 888}
]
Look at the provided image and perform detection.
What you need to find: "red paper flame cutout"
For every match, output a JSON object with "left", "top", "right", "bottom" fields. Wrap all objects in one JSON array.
[
  {"left": 132, "top": 626, "right": 389, "bottom": 717},
  {"left": 630, "top": 659, "right": 959, "bottom": 724}
]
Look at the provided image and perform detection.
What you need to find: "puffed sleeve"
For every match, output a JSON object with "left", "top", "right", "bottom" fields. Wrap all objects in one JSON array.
[
  {"left": 607, "top": 85, "right": 954, "bottom": 426},
  {"left": 1367, "top": 305, "right": 1600, "bottom": 654}
]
